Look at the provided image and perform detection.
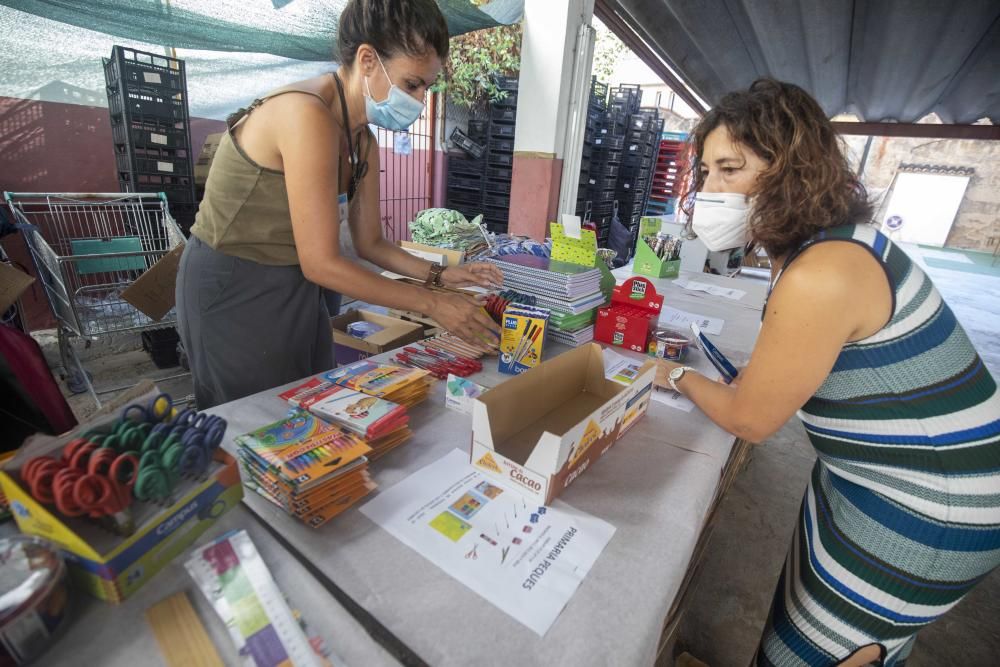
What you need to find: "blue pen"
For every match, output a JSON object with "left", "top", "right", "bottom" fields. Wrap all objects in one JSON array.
[{"left": 690, "top": 323, "right": 740, "bottom": 384}]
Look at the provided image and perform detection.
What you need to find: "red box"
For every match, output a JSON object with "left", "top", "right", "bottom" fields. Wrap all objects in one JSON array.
[{"left": 594, "top": 277, "right": 664, "bottom": 353}]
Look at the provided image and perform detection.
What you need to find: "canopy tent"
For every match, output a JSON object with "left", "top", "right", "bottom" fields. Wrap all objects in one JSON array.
[
  {"left": 598, "top": 0, "right": 1000, "bottom": 127},
  {"left": 0, "top": 0, "right": 524, "bottom": 119}
]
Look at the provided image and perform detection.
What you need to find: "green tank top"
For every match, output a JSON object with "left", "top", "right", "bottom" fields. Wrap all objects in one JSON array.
[{"left": 190, "top": 82, "right": 371, "bottom": 266}]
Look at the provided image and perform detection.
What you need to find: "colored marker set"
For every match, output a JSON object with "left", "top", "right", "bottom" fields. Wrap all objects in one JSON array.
[
  {"left": 235, "top": 410, "right": 375, "bottom": 528},
  {"left": 498, "top": 304, "right": 551, "bottom": 375}
]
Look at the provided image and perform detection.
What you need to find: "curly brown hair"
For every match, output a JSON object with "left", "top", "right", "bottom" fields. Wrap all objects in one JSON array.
[{"left": 682, "top": 78, "right": 872, "bottom": 258}]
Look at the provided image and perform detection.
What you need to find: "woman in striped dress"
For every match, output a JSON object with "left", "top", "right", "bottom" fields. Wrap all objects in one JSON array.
[{"left": 658, "top": 79, "right": 1000, "bottom": 666}]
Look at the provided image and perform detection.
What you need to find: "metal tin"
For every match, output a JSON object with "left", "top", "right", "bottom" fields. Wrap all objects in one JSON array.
[
  {"left": 0, "top": 536, "right": 69, "bottom": 665},
  {"left": 652, "top": 329, "right": 690, "bottom": 361}
]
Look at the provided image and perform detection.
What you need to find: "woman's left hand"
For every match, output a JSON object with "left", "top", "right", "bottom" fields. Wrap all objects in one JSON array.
[{"left": 440, "top": 263, "right": 504, "bottom": 290}]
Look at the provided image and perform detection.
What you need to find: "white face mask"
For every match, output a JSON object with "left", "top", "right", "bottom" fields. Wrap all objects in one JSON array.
[{"left": 691, "top": 192, "right": 751, "bottom": 252}]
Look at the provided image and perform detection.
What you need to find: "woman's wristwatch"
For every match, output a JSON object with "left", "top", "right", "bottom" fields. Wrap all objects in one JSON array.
[
  {"left": 425, "top": 262, "right": 446, "bottom": 287},
  {"left": 668, "top": 366, "right": 696, "bottom": 393}
]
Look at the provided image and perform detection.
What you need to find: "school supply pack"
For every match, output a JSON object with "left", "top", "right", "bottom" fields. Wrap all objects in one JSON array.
[
  {"left": 498, "top": 303, "right": 551, "bottom": 375},
  {"left": 235, "top": 410, "right": 375, "bottom": 528},
  {"left": 323, "top": 360, "right": 432, "bottom": 408}
]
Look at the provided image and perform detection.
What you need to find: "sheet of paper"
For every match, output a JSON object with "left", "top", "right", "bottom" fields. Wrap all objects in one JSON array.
[
  {"left": 360, "top": 449, "right": 615, "bottom": 636},
  {"left": 673, "top": 278, "right": 747, "bottom": 301},
  {"left": 602, "top": 348, "right": 644, "bottom": 386},
  {"left": 658, "top": 306, "right": 725, "bottom": 336},
  {"left": 649, "top": 385, "right": 696, "bottom": 412}
]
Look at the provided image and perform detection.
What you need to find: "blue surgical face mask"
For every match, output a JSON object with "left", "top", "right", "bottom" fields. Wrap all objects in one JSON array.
[{"left": 364, "top": 52, "right": 425, "bottom": 131}]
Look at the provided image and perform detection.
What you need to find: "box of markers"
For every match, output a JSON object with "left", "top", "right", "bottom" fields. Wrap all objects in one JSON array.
[
  {"left": 498, "top": 303, "right": 551, "bottom": 375},
  {"left": 0, "top": 382, "right": 243, "bottom": 604}
]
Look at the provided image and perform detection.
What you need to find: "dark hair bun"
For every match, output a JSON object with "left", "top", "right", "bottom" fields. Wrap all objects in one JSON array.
[{"left": 337, "top": 0, "right": 450, "bottom": 66}]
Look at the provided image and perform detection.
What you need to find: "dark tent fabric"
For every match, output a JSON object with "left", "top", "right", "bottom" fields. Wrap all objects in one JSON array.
[{"left": 600, "top": 0, "right": 1000, "bottom": 124}]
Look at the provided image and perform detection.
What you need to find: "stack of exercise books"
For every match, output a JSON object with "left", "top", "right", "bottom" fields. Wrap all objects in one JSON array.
[
  {"left": 235, "top": 410, "right": 376, "bottom": 528},
  {"left": 278, "top": 378, "right": 411, "bottom": 460},
  {"left": 323, "top": 360, "right": 432, "bottom": 408},
  {"left": 488, "top": 254, "right": 605, "bottom": 346}
]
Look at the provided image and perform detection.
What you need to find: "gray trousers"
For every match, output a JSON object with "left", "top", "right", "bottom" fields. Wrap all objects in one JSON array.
[{"left": 176, "top": 235, "right": 334, "bottom": 409}]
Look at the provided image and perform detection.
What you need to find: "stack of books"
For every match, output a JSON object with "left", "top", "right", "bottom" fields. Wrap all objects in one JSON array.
[
  {"left": 235, "top": 410, "right": 376, "bottom": 528},
  {"left": 323, "top": 360, "right": 432, "bottom": 408},
  {"left": 488, "top": 255, "right": 605, "bottom": 346},
  {"left": 279, "top": 378, "right": 411, "bottom": 460}
]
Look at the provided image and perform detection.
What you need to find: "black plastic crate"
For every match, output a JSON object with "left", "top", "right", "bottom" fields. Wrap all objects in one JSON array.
[
  {"left": 489, "top": 137, "right": 514, "bottom": 154},
  {"left": 492, "top": 92, "right": 518, "bottom": 110},
  {"left": 447, "top": 174, "right": 485, "bottom": 192},
  {"left": 111, "top": 117, "right": 188, "bottom": 150},
  {"left": 117, "top": 153, "right": 192, "bottom": 178},
  {"left": 141, "top": 327, "right": 180, "bottom": 368},
  {"left": 107, "top": 88, "right": 188, "bottom": 121},
  {"left": 488, "top": 152, "right": 513, "bottom": 168},
  {"left": 490, "top": 107, "right": 517, "bottom": 124},
  {"left": 467, "top": 119, "right": 489, "bottom": 142},
  {"left": 492, "top": 75, "right": 519, "bottom": 91},
  {"left": 626, "top": 128, "right": 655, "bottom": 145},
  {"left": 450, "top": 126, "right": 486, "bottom": 159},
  {"left": 447, "top": 154, "right": 486, "bottom": 177},
  {"left": 490, "top": 123, "right": 515, "bottom": 139},
  {"left": 589, "top": 175, "right": 618, "bottom": 191},
  {"left": 484, "top": 221, "right": 508, "bottom": 233},
  {"left": 105, "top": 46, "right": 185, "bottom": 93},
  {"left": 622, "top": 155, "right": 653, "bottom": 170},
  {"left": 484, "top": 179, "right": 512, "bottom": 195},
  {"left": 593, "top": 149, "right": 623, "bottom": 164},
  {"left": 590, "top": 77, "right": 609, "bottom": 105},
  {"left": 483, "top": 192, "right": 511, "bottom": 208},
  {"left": 593, "top": 135, "right": 625, "bottom": 150},
  {"left": 486, "top": 166, "right": 512, "bottom": 181},
  {"left": 483, "top": 203, "right": 509, "bottom": 218},
  {"left": 594, "top": 163, "right": 620, "bottom": 179}
]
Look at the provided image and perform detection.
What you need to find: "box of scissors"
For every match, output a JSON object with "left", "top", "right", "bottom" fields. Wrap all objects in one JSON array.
[{"left": 0, "top": 381, "right": 243, "bottom": 604}]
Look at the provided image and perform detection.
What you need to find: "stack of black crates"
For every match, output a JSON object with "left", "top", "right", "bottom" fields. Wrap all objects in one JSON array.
[
  {"left": 444, "top": 76, "right": 519, "bottom": 234},
  {"left": 103, "top": 46, "right": 197, "bottom": 233},
  {"left": 576, "top": 77, "right": 610, "bottom": 242}
]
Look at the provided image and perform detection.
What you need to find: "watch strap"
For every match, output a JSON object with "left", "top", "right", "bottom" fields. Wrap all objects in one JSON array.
[
  {"left": 425, "top": 262, "right": 446, "bottom": 288},
  {"left": 668, "top": 366, "right": 696, "bottom": 393}
]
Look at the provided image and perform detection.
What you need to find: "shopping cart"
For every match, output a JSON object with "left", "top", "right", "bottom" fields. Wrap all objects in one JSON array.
[{"left": 4, "top": 192, "right": 185, "bottom": 406}]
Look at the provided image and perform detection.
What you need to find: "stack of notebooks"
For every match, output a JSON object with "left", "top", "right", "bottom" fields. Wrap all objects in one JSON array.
[
  {"left": 235, "top": 410, "right": 376, "bottom": 528},
  {"left": 488, "top": 255, "right": 605, "bottom": 346},
  {"left": 323, "top": 360, "right": 432, "bottom": 408},
  {"left": 278, "top": 378, "right": 411, "bottom": 460}
]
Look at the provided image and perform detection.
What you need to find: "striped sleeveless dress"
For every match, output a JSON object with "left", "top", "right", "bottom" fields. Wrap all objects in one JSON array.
[{"left": 756, "top": 224, "right": 1000, "bottom": 666}]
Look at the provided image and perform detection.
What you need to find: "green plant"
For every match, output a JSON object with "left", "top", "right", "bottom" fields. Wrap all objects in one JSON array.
[
  {"left": 592, "top": 20, "right": 626, "bottom": 83},
  {"left": 435, "top": 23, "right": 522, "bottom": 111}
]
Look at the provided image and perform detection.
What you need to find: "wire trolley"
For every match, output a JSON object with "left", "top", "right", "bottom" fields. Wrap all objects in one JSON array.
[{"left": 4, "top": 192, "right": 185, "bottom": 405}]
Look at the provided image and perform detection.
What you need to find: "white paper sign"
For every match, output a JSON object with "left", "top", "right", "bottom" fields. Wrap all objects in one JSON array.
[
  {"left": 142, "top": 72, "right": 162, "bottom": 84},
  {"left": 360, "top": 450, "right": 615, "bottom": 636},
  {"left": 561, "top": 213, "right": 582, "bottom": 240},
  {"left": 674, "top": 278, "right": 746, "bottom": 301},
  {"left": 149, "top": 132, "right": 168, "bottom": 146},
  {"left": 659, "top": 306, "right": 725, "bottom": 335},
  {"left": 156, "top": 161, "right": 174, "bottom": 173}
]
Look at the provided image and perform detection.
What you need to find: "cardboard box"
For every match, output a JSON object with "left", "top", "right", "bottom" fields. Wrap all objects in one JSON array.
[
  {"left": 0, "top": 383, "right": 243, "bottom": 603},
  {"left": 0, "top": 260, "right": 35, "bottom": 314},
  {"left": 331, "top": 309, "right": 425, "bottom": 365},
  {"left": 194, "top": 132, "right": 224, "bottom": 184},
  {"left": 633, "top": 237, "right": 681, "bottom": 279},
  {"left": 471, "top": 344, "right": 655, "bottom": 504},
  {"left": 594, "top": 277, "right": 664, "bottom": 353},
  {"left": 399, "top": 241, "right": 464, "bottom": 267},
  {"left": 121, "top": 242, "right": 184, "bottom": 321}
]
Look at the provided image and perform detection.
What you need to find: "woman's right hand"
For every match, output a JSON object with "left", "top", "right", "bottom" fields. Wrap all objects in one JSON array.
[{"left": 428, "top": 292, "right": 501, "bottom": 354}]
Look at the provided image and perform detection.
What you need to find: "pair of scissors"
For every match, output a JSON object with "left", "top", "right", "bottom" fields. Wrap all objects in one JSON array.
[
  {"left": 23, "top": 439, "right": 135, "bottom": 518},
  {"left": 121, "top": 392, "right": 173, "bottom": 425}
]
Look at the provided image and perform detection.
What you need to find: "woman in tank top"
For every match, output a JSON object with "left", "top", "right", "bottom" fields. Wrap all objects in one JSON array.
[
  {"left": 177, "top": 0, "right": 502, "bottom": 408},
  {"left": 658, "top": 79, "right": 999, "bottom": 666}
]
